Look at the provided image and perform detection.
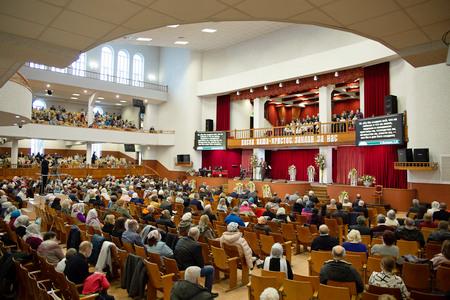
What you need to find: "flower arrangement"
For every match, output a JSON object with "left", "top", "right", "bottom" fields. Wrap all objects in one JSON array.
[
  {"left": 360, "top": 175, "right": 376, "bottom": 186},
  {"left": 186, "top": 168, "right": 196, "bottom": 176},
  {"left": 235, "top": 182, "right": 244, "bottom": 194},
  {"left": 307, "top": 165, "right": 316, "bottom": 182},
  {"left": 262, "top": 184, "right": 272, "bottom": 198},
  {"left": 315, "top": 153, "right": 326, "bottom": 170},
  {"left": 249, "top": 155, "right": 259, "bottom": 168},
  {"left": 288, "top": 165, "right": 296, "bottom": 171},
  {"left": 247, "top": 181, "right": 256, "bottom": 193},
  {"left": 339, "top": 190, "right": 349, "bottom": 202},
  {"left": 348, "top": 168, "right": 358, "bottom": 186}
]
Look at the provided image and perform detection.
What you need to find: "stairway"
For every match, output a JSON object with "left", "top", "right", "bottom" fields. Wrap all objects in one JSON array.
[{"left": 310, "top": 184, "right": 330, "bottom": 204}]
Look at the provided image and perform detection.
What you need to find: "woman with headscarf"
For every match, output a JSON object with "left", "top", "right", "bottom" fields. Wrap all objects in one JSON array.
[
  {"left": 100, "top": 188, "right": 110, "bottom": 202},
  {"left": 71, "top": 203, "right": 86, "bottom": 223},
  {"left": 111, "top": 217, "right": 126, "bottom": 239},
  {"left": 385, "top": 210, "right": 400, "bottom": 227},
  {"left": 8, "top": 209, "right": 21, "bottom": 230},
  {"left": 427, "top": 201, "right": 440, "bottom": 217},
  {"left": 51, "top": 197, "right": 62, "bottom": 211},
  {"left": 2, "top": 202, "right": 14, "bottom": 220},
  {"left": 24, "top": 223, "right": 43, "bottom": 250},
  {"left": 145, "top": 229, "right": 173, "bottom": 258},
  {"left": 216, "top": 198, "right": 228, "bottom": 213},
  {"left": 263, "top": 243, "right": 293, "bottom": 279},
  {"left": 61, "top": 199, "right": 72, "bottom": 216},
  {"left": 14, "top": 215, "right": 30, "bottom": 238},
  {"left": 202, "top": 204, "right": 217, "bottom": 222},
  {"left": 239, "top": 201, "right": 254, "bottom": 216},
  {"left": 86, "top": 208, "right": 102, "bottom": 230},
  {"left": 198, "top": 215, "right": 216, "bottom": 241},
  {"left": 219, "top": 222, "right": 254, "bottom": 269},
  {"left": 178, "top": 212, "right": 193, "bottom": 236},
  {"left": 273, "top": 207, "right": 291, "bottom": 223}
]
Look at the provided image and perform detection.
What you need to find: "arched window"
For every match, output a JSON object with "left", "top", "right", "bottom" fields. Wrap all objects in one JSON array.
[
  {"left": 32, "top": 99, "right": 47, "bottom": 110},
  {"left": 93, "top": 106, "right": 104, "bottom": 115},
  {"left": 100, "top": 46, "right": 114, "bottom": 82},
  {"left": 116, "top": 50, "right": 129, "bottom": 84},
  {"left": 71, "top": 53, "right": 86, "bottom": 76},
  {"left": 132, "top": 53, "right": 144, "bottom": 87}
]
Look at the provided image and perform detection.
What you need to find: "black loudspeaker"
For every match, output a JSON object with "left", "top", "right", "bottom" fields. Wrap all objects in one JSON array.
[
  {"left": 384, "top": 95, "right": 398, "bottom": 115},
  {"left": 398, "top": 148, "right": 413, "bottom": 162},
  {"left": 414, "top": 148, "right": 429, "bottom": 162},
  {"left": 206, "top": 119, "right": 214, "bottom": 131}
]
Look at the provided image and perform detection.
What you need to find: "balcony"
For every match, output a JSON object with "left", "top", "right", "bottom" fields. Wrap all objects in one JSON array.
[{"left": 227, "top": 121, "right": 355, "bottom": 148}]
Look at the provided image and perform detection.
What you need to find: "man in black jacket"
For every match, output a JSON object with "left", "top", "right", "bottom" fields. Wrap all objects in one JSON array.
[
  {"left": 171, "top": 266, "right": 218, "bottom": 299},
  {"left": 320, "top": 245, "right": 364, "bottom": 294},
  {"left": 64, "top": 241, "right": 92, "bottom": 284},
  {"left": 174, "top": 227, "right": 217, "bottom": 296},
  {"left": 353, "top": 200, "right": 369, "bottom": 218},
  {"left": 40, "top": 155, "right": 49, "bottom": 194},
  {"left": 433, "top": 203, "right": 450, "bottom": 222},
  {"left": 331, "top": 203, "right": 349, "bottom": 224},
  {"left": 311, "top": 225, "right": 339, "bottom": 251}
]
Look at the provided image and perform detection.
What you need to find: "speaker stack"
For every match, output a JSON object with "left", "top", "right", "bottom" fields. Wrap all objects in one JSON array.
[
  {"left": 384, "top": 95, "right": 398, "bottom": 115},
  {"left": 205, "top": 119, "right": 214, "bottom": 131}
]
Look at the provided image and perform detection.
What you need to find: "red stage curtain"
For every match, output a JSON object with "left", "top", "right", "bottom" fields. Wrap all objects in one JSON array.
[
  {"left": 202, "top": 150, "right": 242, "bottom": 178},
  {"left": 364, "top": 62, "right": 389, "bottom": 117},
  {"left": 216, "top": 95, "right": 230, "bottom": 131},
  {"left": 267, "top": 149, "right": 319, "bottom": 181},
  {"left": 266, "top": 103, "right": 279, "bottom": 126},
  {"left": 334, "top": 146, "right": 406, "bottom": 188},
  {"left": 285, "top": 107, "right": 293, "bottom": 124},
  {"left": 332, "top": 99, "right": 360, "bottom": 115},
  {"left": 300, "top": 104, "right": 319, "bottom": 120}
]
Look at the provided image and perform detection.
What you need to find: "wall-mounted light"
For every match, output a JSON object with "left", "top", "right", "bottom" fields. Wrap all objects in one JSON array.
[
  {"left": 264, "top": 85, "right": 268, "bottom": 91},
  {"left": 334, "top": 71, "right": 339, "bottom": 77},
  {"left": 250, "top": 88, "right": 253, "bottom": 93},
  {"left": 278, "top": 83, "right": 283, "bottom": 88},
  {"left": 314, "top": 75, "right": 318, "bottom": 81},
  {"left": 295, "top": 79, "right": 300, "bottom": 84},
  {"left": 236, "top": 91, "right": 240, "bottom": 96}
]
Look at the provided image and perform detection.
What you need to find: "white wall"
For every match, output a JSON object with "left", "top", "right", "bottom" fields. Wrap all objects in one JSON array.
[
  {"left": 390, "top": 60, "right": 450, "bottom": 184},
  {"left": 121, "top": 106, "right": 140, "bottom": 126},
  {"left": 201, "top": 97, "right": 216, "bottom": 131},
  {"left": 230, "top": 100, "right": 253, "bottom": 130},
  {"left": 202, "top": 25, "right": 365, "bottom": 80},
  {"left": 156, "top": 48, "right": 203, "bottom": 170}
]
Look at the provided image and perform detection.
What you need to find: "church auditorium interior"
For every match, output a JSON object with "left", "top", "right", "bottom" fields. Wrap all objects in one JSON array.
[{"left": 0, "top": 1, "right": 449, "bottom": 300}]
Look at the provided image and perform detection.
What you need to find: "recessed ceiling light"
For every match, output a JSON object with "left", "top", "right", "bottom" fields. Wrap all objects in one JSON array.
[
  {"left": 120, "top": 100, "right": 126, "bottom": 103},
  {"left": 201, "top": 28, "right": 217, "bottom": 33},
  {"left": 167, "top": 24, "right": 179, "bottom": 28},
  {"left": 144, "top": 99, "right": 148, "bottom": 104},
  {"left": 15, "top": 116, "right": 20, "bottom": 119},
  {"left": 279, "top": 83, "right": 283, "bottom": 88},
  {"left": 236, "top": 91, "right": 240, "bottom": 96},
  {"left": 46, "top": 84, "right": 51, "bottom": 88},
  {"left": 295, "top": 79, "right": 300, "bottom": 84},
  {"left": 314, "top": 75, "right": 318, "bottom": 81},
  {"left": 70, "top": 97, "right": 78, "bottom": 100},
  {"left": 13, "top": 123, "right": 17, "bottom": 126},
  {"left": 136, "top": 37, "right": 152, "bottom": 42},
  {"left": 115, "top": 103, "right": 122, "bottom": 106},
  {"left": 83, "top": 90, "right": 88, "bottom": 93},
  {"left": 250, "top": 88, "right": 253, "bottom": 93},
  {"left": 97, "top": 97, "right": 104, "bottom": 100},
  {"left": 174, "top": 41, "right": 189, "bottom": 45},
  {"left": 264, "top": 85, "right": 268, "bottom": 91},
  {"left": 95, "top": 100, "right": 101, "bottom": 103},
  {"left": 115, "top": 95, "right": 120, "bottom": 98},
  {"left": 299, "top": 103, "right": 306, "bottom": 108},
  {"left": 72, "top": 93, "right": 80, "bottom": 96},
  {"left": 334, "top": 71, "right": 339, "bottom": 77}
]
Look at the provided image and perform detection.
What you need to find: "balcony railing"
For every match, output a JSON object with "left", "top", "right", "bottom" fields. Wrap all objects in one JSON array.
[
  {"left": 24, "top": 63, "right": 168, "bottom": 93},
  {"left": 228, "top": 120, "right": 355, "bottom": 139}
]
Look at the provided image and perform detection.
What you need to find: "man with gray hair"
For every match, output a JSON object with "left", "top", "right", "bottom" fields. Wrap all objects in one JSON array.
[
  {"left": 433, "top": 202, "right": 450, "bottom": 222},
  {"left": 396, "top": 217, "right": 425, "bottom": 247},
  {"left": 170, "top": 266, "right": 218, "bottom": 299},
  {"left": 174, "top": 227, "right": 217, "bottom": 296},
  {"left": 370, "top": 214, "right": 395, "bottom": 238},
  {"left": 349, "top": 215, "right": 371, "bottom": 235},
  {"left": 259, "top": 287, "right": 280, "bottom": 300},
  {"left": 408, "top": 198, "right": 426, "bottom": 219},
  {"left": 311, "top": 224, "right": 339, "bottom": 251},
  {"left": 319, "top": 245, "right": 364, "bottom": 293}
]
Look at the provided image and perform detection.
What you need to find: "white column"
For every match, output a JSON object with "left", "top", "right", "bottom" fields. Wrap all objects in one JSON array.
[
  {"left": 11, "top": 139, "right": 18, "bottom": 169},
  {"left": 143, "top": 103, "right": 158, "bottom": 131},
  {"left": 141, "top": 146, "right": 156, "bottom": 161},
  {"left": 359, "top": 78, "right": 364, "bottom": 115},
  {"left": 253, "top": 97, "right": 268, "bottom": 180},
  {"left": 87, "top": 92, "right": 97, "bottom": 126},
  {"left": 318, "top": 84, "right": 334, "bottom": 184},
  {"left": 85, "top": 142, "right": 93, "bottom": 167}
]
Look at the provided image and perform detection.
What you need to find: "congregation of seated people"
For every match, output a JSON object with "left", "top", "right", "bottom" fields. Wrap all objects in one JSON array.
[{"left": 0, "top": 174, "right": 448, "bottom": 300}]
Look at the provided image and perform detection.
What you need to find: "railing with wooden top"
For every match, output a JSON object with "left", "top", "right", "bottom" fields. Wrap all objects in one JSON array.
[{"left": 226, "top": 120, "right": 356, "bottom": 148}]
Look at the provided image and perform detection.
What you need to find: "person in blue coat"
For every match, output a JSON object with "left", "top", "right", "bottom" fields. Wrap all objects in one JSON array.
[{"left": 224, "top": 207, "right": 245, "bottom": 227}]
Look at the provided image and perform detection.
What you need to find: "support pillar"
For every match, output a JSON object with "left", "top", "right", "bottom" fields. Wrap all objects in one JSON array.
[
  {"left": 86, "top": 142, "right": 93, "bottom": 167},
  {"left": 87, "top": 92, "right": 97, "bottom": 126},
  {"left": 252, "top": 97, "right": 268, "bottom": 180},
  {"left": 11, "top": 139, "right": 18, "bottom": 168},
  {"left": 359, "top": 78, "right": 364, "bottom": 115},
  {"left": 143, "top": 103, "right": 158, "bottom": 131},
  {"left": 318, "top": 84, "right": 334, "bottom": 184}
]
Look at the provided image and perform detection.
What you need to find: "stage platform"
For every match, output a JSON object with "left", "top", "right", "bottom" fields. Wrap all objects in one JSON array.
[{"left": 187, "top": 176, "right": 418, "bottom": 211}]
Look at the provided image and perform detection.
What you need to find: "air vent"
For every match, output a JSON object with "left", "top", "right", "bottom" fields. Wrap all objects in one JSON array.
[{"left": 440, "top": 155, "right": 450, "bottom": 182}]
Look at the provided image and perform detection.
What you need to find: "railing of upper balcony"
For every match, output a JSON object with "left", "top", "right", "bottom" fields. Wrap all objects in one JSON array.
[{"left": 24, "top": 62, "right": 168, "bottom": 93}]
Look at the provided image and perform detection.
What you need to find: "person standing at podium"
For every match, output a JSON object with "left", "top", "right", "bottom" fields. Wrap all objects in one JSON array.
[{"left": 40, "top": 155, "right": 49, "bottom": 195}]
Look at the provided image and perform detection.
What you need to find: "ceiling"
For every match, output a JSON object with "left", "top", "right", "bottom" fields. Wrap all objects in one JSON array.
[
  {"left": 115, "top": 21, "right": 291, "bottom": 51},
  {"left": 0, "top": 0, "right": 449, "bottom": 87},
  {"left": 29, "top": 80, "right": 150, "bottom": 107}
]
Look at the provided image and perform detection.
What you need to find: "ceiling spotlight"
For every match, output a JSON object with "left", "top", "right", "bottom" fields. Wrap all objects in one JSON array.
[
  {"left": 167, "top": 24, "right": 180, "bottom": 28},
  {"left": 314, "top": 75, "right": 318, "bottom": 81},
  {"left": 97, "top": 97, "right": 104, "bottom": 100},
  {"left": 13, "top": 123, "right": 17, "bottom": 126},
  {"left": 115, "top": 95, "right": 120, "bottom": 98},
  {"left": 120, "top": 100, "right": 126, "bottom": 103},
  {"left": 115, "top": 103, "right": 122, "bottom": 106},
  {"left": 236, "top": 91, "right": 240, "bottom": 96},
  {"left": 334, "top": 71, "right": 339, "bottom": 77},
  {"left": 144, "top": 99, "right": 148, "bottom": 104},
  {"left": 299, "top": 103, "right": 306, "bottom": 108},
  {"left": 72, "top": 93, "right": 80, "bottom": 96},
  {"left": 83, "top": 90, "right": 88, "bottom": 93},
  {"left": 278, "top": 83, "right": 283, "bottom": 88},
  {"left": 174, "top": 41, "right": 189, "bottom": 45},
  {"left": 15, "top": 115, "right": 20, "bottom": 119},
  {"left": 250, "top": 88, "right": 253, "bottom": 93},
  {"left": 70, "top": 97, "right": 78, "bottom": 100},
  {"left": 46, "top": 84, "right": 51, "bottom": 88},
  {"left": 95, "top": 100, "right": 101, "bottom": 103},
  {"left": 136, "top": 37, "right": 152, "bottom": 41},
  {"left": 295, "top": 79, "right": 300, "bottom": 84},
  {"left": 201, "top": 28, "right": 217, "bottom": 33},
  {"left": 264, "top": 85, "right": 268, "bottom": 91}
]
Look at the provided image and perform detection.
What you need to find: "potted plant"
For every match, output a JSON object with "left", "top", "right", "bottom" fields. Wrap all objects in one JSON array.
[
  {"left": 288, "top": 165, "right": 297, "bottom": 181},
  {"left": 186, "top": 168, "right": 196, "bottom": 176},
  {"left": 360, "top": 175, "right": 376, "bottom": 187},
  {"left": 338, "top": 190, "right": 349, "bottom": 202},
  {"left": 307, "top": 165, "right": 316, "bottom": 183},
  {"left": 249, "top": 154, "right": 259, "bottom": 180},
  {"left": 348, "top": 168, "right": 358, "bottom": 186},
  {"left": 314, "top": 153, "right": 326, "bottom": 183}
]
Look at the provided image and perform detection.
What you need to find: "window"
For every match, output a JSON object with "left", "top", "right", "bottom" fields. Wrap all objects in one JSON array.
[
  {"left": 50, "top": 66, "right": 67, "bottom": 73},
  {"left": 100, "top": 46, "right": 114, "bottom": 82},
  {"left": 92, "top": 144, "right": 102, "bottom": 157},
  {"left": 32, "top": 99, "right": 47, "bottom": 110},
  {"left": 93, "top": 106, "right": 104, "bottom": 115},
  {"left": 116, "top": 50, "right": 129, "bottom": 84},
  {"left": 29, "top": 62, "right": 47, "bottom": 70},
  {"left": 30, "top": 139, "right": 44, "bottom": 155},
  {"left": 71, "top": 53, "right": 86, "bottom": 76},
  {"left": 132, "top": 53, "right": 144, "bottom": 87}
]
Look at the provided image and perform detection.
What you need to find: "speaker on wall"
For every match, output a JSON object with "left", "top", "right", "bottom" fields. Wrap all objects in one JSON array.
[
  {"left": 414, "top": 148, "right": 429, "bottom": 162},
  {"left": 398, "top": 148, "right": 413, "bottom": 162},
  {"left": 206, "top": 119, "right": 214, "bottom": 131},
  {"left": 384, "top": 95, "right": 398, "bottom": 115}
]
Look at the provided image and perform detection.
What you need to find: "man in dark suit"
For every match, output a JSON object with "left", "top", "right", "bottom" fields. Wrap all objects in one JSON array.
[
  {"left": 40, "top": 155, "right": 49, "bottom": 194},
  {"left": 353, "top": 200, "right": 369, "bottom": 218},
  {"left": 331, "top": 203, "right": 349, "bottom": 224},
  {"left": 352, "top": 194, "right": 363, "bottom": 208},
  {"left": 370, "top": 215, "right": 395, "bottom": 237},
  {"left": 308, "top": 191, "right": 319, "bottom": 204},
  {"left": 64, "top": 241, "right": 92, "bottom": 284},
  {"left": 408, "top": 199, "right": 427, "bottom": 220},
  {"left": 311, "top": 225, "right": 339, "bottom": 251},
  {"left": 433, "top": 203, "right": 450, "bottom": 221}
]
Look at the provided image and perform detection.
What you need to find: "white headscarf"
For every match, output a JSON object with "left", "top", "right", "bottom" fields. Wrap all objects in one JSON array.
[{"left": 23, "top": 223, "right": 41, "bottom": 240}]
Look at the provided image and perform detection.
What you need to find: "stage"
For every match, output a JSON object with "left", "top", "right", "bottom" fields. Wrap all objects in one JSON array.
[{"left": 187, "top": 176, "right": 419, "bottom": 211}]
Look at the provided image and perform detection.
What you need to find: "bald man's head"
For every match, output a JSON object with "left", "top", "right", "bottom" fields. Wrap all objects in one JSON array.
[{"left": 332, "top": 245, "right": 345, "bottom": 260}]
